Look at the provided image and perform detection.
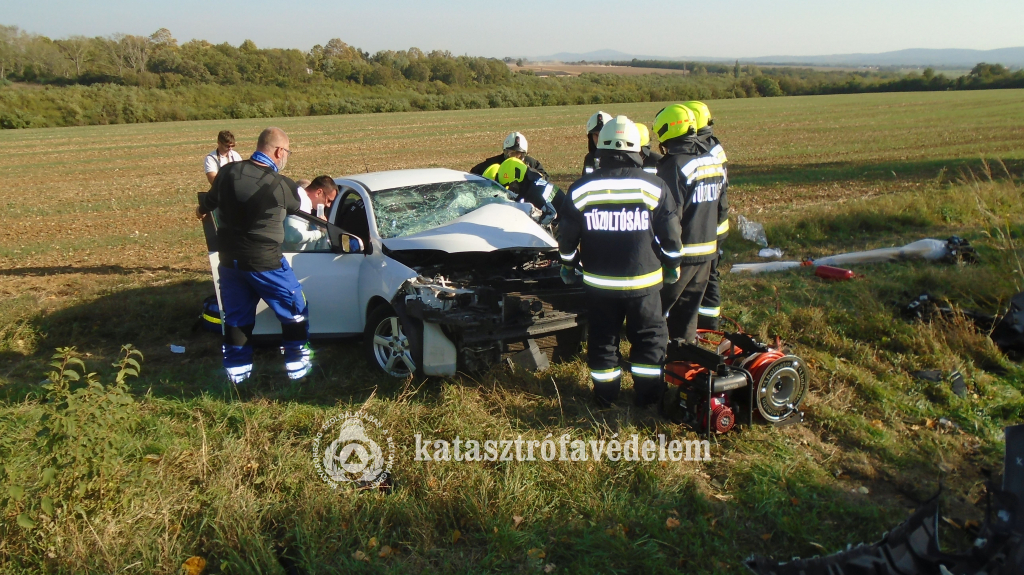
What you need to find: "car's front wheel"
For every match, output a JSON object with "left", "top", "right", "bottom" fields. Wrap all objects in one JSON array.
[{"left": 364, "top": 304, "right": 420, "bottom": 378}]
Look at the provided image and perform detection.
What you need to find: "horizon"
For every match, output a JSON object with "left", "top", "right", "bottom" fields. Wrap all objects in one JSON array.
[{"left": 4, "top": 0, "right": 1023, "bottom": 60}]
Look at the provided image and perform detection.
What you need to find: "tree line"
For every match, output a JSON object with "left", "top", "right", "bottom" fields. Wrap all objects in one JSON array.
[
  {"left": 615, "top": 59, "right": 1024, "bottom": 96},
  {"left": 1, "top": 25, "right": 1022, "bottom": 129}
]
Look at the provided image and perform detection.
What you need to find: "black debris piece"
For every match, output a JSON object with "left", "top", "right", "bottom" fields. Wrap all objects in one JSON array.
[
  {"left": 943, "top": 236, "right": 979, "bottom": 264},
  {"left": 746, "top": 425, "right": 1024, "bottom": 575},
  {"left": 991, "top": 291, "right": 1024, "bottom": 357},
  {"left": 910, "top": 370, "right": 968, "bottom": 398}
]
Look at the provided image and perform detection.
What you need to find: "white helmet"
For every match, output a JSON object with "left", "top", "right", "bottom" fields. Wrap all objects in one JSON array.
[
  {"left": 597, "top": 115, "right": 642, "bottom": 153},
  {"left": 502, "top": 132, "right": 528, "bottom": 153},
  {"left": 586, "top": 111, "right": 613, "bottom": 134}
]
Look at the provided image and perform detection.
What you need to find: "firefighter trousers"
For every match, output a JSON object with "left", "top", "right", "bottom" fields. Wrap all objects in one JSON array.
[
  {"left": 586, "top": 291, "right": 667, "bottom": 407},
  {"left": 660, "top": 260, "right": 714, "bottom": 343},
  {"left": 697, "top": 254, "right": 721, "bottom": 330}
]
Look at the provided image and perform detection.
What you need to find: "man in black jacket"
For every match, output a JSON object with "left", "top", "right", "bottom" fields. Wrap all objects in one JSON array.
[
  {"left": 654, "top": 104, "right": 728, "bottom": 342},
  {"left": 196, "top": 127, "right": 312, "bottom": 384},
  {"left": 559, "top": 115, "right": 684, "bottom": 407},
  {"left": 469, "top": 132, "right": 548, "bottom": 179},
  {"left": 683, "top": 101, "right": 729, "bottom": 330},
  {"left": 581, "top": 110, "right": 612, "bottom": 177}
]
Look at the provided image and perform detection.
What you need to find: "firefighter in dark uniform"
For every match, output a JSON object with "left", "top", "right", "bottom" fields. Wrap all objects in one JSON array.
[
  {"left": 683, "top": 101, "right": 730, "bottom": 330},
  {"left": 559, "top": 115, "right": 684, "bottom": 407},
  {"left": 470, "top": 132, "right": 549, "bottom": 179},
  {"left": 636, "top": 123, "right": 664, "bottom": 174},
  {"left": 196, "top": 127, "right": 313, "bottom": 384},
  {"left": 655, "top": 104, "right": 728, "bottom": 342},
  {"left": 492, "top": 157, "right": 563, "bottom": 225},
  {"left": 581, "top": 111, "right": 613, "bottom": 178}
]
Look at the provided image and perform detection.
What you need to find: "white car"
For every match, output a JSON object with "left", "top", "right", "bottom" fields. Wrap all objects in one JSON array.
[{"left": 202, "top": 168, "right": 585, "bottom": 377}]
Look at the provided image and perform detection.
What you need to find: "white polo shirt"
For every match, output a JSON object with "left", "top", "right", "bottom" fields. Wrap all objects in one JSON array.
[{"left": 204, "top": 149, "right": 242, "bottom": 174}]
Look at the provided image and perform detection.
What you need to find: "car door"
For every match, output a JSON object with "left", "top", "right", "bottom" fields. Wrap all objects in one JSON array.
[{"left": 252, "top": 211, "right": 364, "bottom": 337}]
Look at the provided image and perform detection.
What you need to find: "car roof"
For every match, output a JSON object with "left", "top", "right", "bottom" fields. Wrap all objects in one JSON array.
[{"left": 336, "top": 168, "right": 489, "bottom": 192}]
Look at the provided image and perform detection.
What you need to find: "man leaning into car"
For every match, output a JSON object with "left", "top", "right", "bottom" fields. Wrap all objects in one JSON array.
[{"left": 195, "top": 127, "right": 314, "bottom": 384}]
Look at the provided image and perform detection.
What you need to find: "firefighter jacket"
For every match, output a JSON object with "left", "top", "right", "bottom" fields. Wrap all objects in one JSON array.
[
  {"left": 511, "top": 166, "right": 565, "bottom": 212},
  {"left": 695, "top": 127, "right": 730, "bottom": 242},
  {"left": 581, "top": 150, "right": 598, "bottom": 178},
  {"left": 641, "top": 145, "right": 664, "bottom": 174},
  {"left": 558, "top": 155, "right": 684, "bottom": 298},
  {"left": 657, "top": 136, "right": 728, "bottom": 264},
  {"left": 470, "top": 154, "right": 549, "bottom": 179},
  {"left": 200, "top": 160, "right": 302, "bottom": 272}
]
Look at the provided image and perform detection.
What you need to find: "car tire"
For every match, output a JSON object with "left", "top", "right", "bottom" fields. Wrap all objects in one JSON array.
[{"left": 364, "top": 304, "right": 421, "bottom": 378}]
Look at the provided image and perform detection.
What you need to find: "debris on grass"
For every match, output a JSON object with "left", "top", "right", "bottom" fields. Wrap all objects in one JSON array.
[
  {"left": 738, "top": 215, "right": 769, "bottom": 247},
  {"left": 179, "top": 556, "right": 206, "bottom": 575},
  {"left": 731, "top": 237, "right": 976, "bottom": 274}
]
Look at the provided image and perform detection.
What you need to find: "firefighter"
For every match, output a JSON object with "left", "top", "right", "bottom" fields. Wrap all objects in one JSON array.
[
  {"left": 655, "top": 104, "right": 728, "bottom": 342},
  {"left": 682, "top": 101, "right": 729, "bottom": 330},
  {"left": 470, "top": 132, "right": 549, "bottom": 179},
  {"left": 635, "top": 122, "right": 663, "bottom": 174},
  {"left": 559, "top": 115, "right": 684, "bottom": 407},
  {"left": 491, "top": 157, "right": 562, "bottom": 225},
  {"left": 581, "top": 111, "right": 613, "bottom": 177}
]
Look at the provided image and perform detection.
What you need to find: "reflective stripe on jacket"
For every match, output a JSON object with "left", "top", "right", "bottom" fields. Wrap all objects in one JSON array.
[{"left": 559, "top": 158, "right": 684, "bottom": 298}]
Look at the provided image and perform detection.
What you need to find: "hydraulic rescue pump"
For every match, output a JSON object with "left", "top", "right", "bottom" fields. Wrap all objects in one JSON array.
[{"left": 663, "top": 331, "right": 808, "bottom": 435}]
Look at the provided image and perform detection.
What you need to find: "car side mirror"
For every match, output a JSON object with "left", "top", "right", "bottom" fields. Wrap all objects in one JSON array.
[
  {"left": 326, "top": 220, "right": 370, "bottom": 255},
  {"left": 339, "top": 233, "right": 364, "bottom": 254}
]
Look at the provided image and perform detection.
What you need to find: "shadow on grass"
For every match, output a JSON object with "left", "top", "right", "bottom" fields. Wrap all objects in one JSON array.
[
  {"left": 0, "top": 279, "right": 578, "bottom": 411},
  {"left": 0, "top": 264, "right": 179, "bottom": 277},
  {"left": 728, "top": 157, "right": 1024, "bottom": 189}
]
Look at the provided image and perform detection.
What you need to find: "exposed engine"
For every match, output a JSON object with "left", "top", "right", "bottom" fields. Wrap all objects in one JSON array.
[{"left": 387, "top": 249, "right": 586, "bottom": 372}]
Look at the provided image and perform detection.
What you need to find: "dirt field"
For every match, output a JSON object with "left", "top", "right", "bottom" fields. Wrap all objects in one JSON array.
[
  {"left": 3, "top": 89, "right": 1022, "bottom": 283},
  {"left": 2, "top": 90, "right": 1024, "bottom": 573},
  {"left": 514, "top": 63, "right": 691, "bottom": 76}
]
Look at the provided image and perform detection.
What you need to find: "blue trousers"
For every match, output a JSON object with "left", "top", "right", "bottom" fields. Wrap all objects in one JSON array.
[{"left": 218, "top": 257, "right": 310, "bottom": 382}]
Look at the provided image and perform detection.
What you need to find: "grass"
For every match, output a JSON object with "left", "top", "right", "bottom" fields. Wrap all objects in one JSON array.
[{"left": 1, "top": 90, "right": 1024, "bottom": 573}]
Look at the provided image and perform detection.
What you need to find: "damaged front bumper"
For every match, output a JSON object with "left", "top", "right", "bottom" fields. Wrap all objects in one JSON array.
[{"left": 392, "top": 275, "right": 585, "bottom": 376}]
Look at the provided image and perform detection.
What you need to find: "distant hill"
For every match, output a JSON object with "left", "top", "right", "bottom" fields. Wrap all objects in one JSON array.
[
  {"left": 743, "top": 47, "right": 1024, "bottom": 68},
  {"left": 532, "top": 47, "right": 1024, "bottom": 68}
]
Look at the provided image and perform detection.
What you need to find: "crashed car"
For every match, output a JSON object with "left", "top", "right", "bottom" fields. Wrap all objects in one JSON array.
[{"left": 202, "top": 168, "right": 586, "bottom": 377}]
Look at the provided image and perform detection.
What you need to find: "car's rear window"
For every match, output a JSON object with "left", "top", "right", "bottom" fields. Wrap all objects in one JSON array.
[{"left": 370, "top": 179, "right": 514, "bottom": 239}]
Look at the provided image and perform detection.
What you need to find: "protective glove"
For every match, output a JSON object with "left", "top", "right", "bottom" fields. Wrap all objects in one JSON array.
[
  {"left": 538, "top": 202, "right": 557, "bottom": 226},
  {"left": 663, "top": 265, "right": 681, "bottom": 284},
  {"left": 560, "top": 265, "right": 581, "bottom": 285}
]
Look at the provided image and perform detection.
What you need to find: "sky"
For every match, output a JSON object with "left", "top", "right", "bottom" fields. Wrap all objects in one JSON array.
[{"left": 5, "top": 0, "right": 1023, "bottom": 59}]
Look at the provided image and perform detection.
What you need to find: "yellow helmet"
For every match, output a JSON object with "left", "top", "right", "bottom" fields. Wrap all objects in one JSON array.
[
  {"left": 481, "top": 163, "right": 501, "bottom": 181},
  {"left": 653, "top": 104, "right": 697, "bottom": 143},
  {"left": 635, "top": 123, "right": 651, "bottom": 147},
  {"left": 681, "top": 101, "right": 712, "bottom": 130},
  {"left": 496, "top": 157, "right": 528, "bottom": 186}
]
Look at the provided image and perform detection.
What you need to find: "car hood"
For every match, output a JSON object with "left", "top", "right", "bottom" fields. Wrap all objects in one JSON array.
[{"left": 379, "top": 203, "right": 557, "bottom": 253}]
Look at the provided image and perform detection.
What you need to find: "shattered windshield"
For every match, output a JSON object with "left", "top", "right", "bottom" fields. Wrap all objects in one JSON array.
[{"left": 370, "top": 179, "right": 515, "bottom": 239}]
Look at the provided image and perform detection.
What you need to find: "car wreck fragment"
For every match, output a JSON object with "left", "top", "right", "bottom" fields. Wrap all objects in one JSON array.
[{"left": 746, "top": 424, "right": 1024, "bottom": 575}]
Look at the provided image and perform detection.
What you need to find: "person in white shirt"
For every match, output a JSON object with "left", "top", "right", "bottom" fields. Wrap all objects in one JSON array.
[
  {"left": 284, "top": 175, "right": 338, "bottom": 251},
  {"left": 205, "top": 130, "right": 243, "bottom": 184}
]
